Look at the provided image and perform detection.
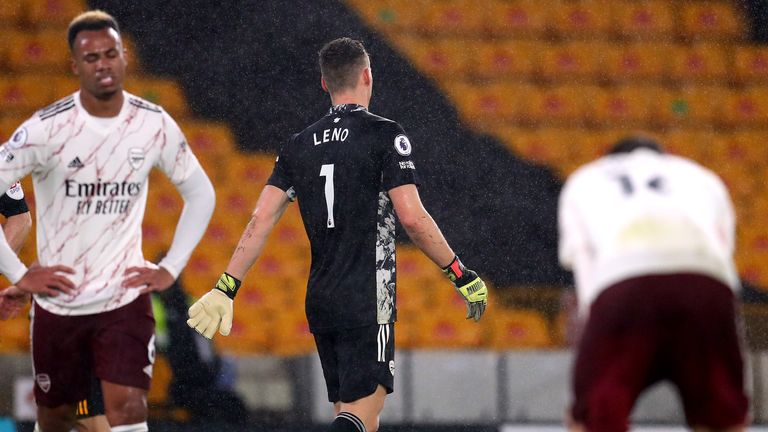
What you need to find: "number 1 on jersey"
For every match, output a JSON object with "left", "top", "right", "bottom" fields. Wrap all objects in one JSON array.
[{"left": 320, "top": 164, "right": 335, "bottom": 228}]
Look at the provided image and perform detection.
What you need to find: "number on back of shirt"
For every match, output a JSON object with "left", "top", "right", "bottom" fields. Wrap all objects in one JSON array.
[{"left": 320, "top": 164, "right": 335, "bottom": 228}]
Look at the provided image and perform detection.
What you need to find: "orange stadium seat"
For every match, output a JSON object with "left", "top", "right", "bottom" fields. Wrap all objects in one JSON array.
[
  {"left": 485, "top": 0, "right": 549, "bottom": 37},
  {"left": 0, "top": 75, "right": 55, "bottom": 114},
  {"left": 733, "top": 46, "right": 768, "bottom": 84},
  {"left": 0, "top": 0, "right": 23, "bottom": 24},
  {"left": 717, "top": 87, "right": 768, "bottom": 128},
  {"left": 0, "top": 315, "right": 31, "bottom": 352},
  {"left": 6, "top": 29, "right": 70, "bottom": 72},
  {"left": 661, "top": 129, "right": 719, "bottom": 161},
  {"left": 679, "top": 2, "right": 743, "bottom": 41},
  {"left": 180, "top": 121, "right": 237, "bottom": 179},
  {"left": 472, "top": 40, "right": 539, "bottom": 80},
  {"left": 421, "top": 0, "right": 484, "bottom": 35},
  {"left": 50, "top": 75, "right": 79, "bottom": 101},
  {"left": 270, "top": 309, "right": 315, "bottom": 356},
  {"left": 550, "top": 0, "right": 611, "bottom": 37},
  {"left": 0, "top": 116, "right": 27, "bottom": 142},
  {"left": 611, "top": 0, "right": 675, "bottom": 40},
  {"left": 344, "top": 0, "right": 425, "bottom": 32},
  {"left": 214, "top": 314, "right": 273, "bottom": 354},
  {"left": 125, "top": 78, "right": 187, "bottom": 118},
  {"left": 487, "top": 309, "right": 552, "bottom": 349},
  {"left": 25, "top": 0, "right": 85, "bottom": 26},
  {"left": 394, "top": 36, "right": 469, "bottom": 81},
  {"left": 588, "top": 85, "right": 651, "bottom": 127},
  {"left": 602, "top": 42, "right": 668, "bottom": 82},
  {"left": 525, "top": 84, "right": 596, "bottom": 125},
  {"left": 711, "top": 130, "right": 768, "bottom": 168},
  {"left": 445, "top": 82, "right": 532, "bottom": 128},
  {"left": 411, "top": 309, "right": 484, "bottom": 349},
  {"left": 667, "top": 43, "right": 729, "bottom": 83},
  {"left": 537, "top": 41, "right": 606, "bottom": 82}
]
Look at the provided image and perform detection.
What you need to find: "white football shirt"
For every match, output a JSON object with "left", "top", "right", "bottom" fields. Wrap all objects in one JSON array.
[
  {"left": 0, "top": 91, "right": 200, "bottom": 315},
  {"left": 558, "top": 148, "right": 739, "bottom": 314}
]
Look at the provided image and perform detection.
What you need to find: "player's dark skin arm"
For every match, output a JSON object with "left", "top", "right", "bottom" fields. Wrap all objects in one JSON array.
[
  {"left": 226, "top": 185, "right": 291, "bottom": 279},
  {"left": 389, "top": 184, "right": 455, "bottom": 268}
]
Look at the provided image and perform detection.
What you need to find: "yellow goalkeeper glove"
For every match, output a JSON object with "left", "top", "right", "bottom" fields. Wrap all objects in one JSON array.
[
  {"left": 442, "top": 256, "right": 488, "bottom": 321},
  {"left": 186, "top": 272, "right": 240, "bottom": 339}
]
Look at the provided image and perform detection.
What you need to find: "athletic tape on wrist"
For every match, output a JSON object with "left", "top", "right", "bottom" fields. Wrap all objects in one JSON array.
[
  {"left": 441, "top": 255, "right": 465, "bottom": 282},
  {"left": 214, "top": 272, "right": 241, "bottom": 299}
]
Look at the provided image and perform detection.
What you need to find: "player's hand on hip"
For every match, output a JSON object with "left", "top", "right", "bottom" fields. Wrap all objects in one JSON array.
[
  {"left": 442, "top": 256, "right": 488, "bottom": 322},
  {"left": 16, "top": 264, "right": 76, "bottom": 297},
  {"left": 0, "top": 286, "right": 30, "bottom": 319},
  {"left": 187, "top": 272, "right": 241, "bottom": 339},
  {"left": 122, "top": 266, "right": 175, "bottom": 294}
]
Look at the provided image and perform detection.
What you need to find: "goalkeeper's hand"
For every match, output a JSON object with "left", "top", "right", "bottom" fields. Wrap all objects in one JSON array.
[
  {"left": 186, "top": 272, "right": 240, "bottom": 339},
  {"left": 442, "top": 256, "right": 488, "bottom": 322}
]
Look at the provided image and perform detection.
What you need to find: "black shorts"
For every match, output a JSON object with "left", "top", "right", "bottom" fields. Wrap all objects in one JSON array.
[
  {"left": 314, "top": 323, "right": 395, "bottom": 403},
  {"left": 75, "top": 376, "right": 105, "bottom": 419}
]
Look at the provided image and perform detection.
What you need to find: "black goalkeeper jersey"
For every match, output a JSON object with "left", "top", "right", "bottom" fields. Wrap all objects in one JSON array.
[{"left": 268, "top": 104, "right": 419, "bottom": 333}]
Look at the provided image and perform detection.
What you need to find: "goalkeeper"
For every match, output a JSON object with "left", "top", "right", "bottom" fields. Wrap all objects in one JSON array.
[{"left": 187, "top": 37, "right": 488, "bottom": 432}]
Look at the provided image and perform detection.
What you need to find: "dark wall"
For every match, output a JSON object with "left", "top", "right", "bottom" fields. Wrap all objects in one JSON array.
[{"left": 90, "top": 0, "right": 571, "bottom": 286}]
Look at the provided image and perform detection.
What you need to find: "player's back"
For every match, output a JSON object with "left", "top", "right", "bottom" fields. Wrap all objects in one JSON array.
[
  {"left": 560, "top": 149, "right": 739, "bottom": 306},
  {"left": 271, "top": 104, "right": 418, "bottom": 332}
]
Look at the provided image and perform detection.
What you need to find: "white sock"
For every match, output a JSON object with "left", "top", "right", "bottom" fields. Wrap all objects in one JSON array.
[{"left": 111, "top": 422, "right": 149, "bottom": 432}]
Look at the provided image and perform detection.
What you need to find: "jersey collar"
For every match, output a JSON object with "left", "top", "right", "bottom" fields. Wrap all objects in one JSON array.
[{"left": 328, "top": 104, "right": 366, "bottom": 115}]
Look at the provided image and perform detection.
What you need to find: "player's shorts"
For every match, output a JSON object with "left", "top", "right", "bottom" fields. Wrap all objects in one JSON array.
[
  {"left": 571, "top": 273, "right": 748, "bottom": 431},
  {"left": 75, "top": 375, "right": 105, "bottom": 419},
  {"left": 31, "top": 294, "right": 155, "bottom": 408},
  {"left": 314, "top": 323, "right": 395, "bottom": 403}
]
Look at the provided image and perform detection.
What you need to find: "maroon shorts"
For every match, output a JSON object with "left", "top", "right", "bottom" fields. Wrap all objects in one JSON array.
[
  {"left": 571, "top": 273, "right": 748, "bottom": 432},
  {"left": 31, "top": 294, "right": 155, "bottom": 408}
]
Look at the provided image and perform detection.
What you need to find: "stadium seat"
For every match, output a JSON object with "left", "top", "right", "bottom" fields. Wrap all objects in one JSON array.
[
  {"left": 411, "top": 309, "right": 484, "bottom": 349},
  {"left": 661, "top": 128, "right": 719, "bottom": 161},
  {"left": 270, "top": 309, "right": 315, "bottom": 356},
  {"left": 472, "top": 40, "right": 539, "bottom": 80},
  {"left": 667, "top": 43, "right": 729, "bottom": 83},
  {"left": 0, "top": 75, "right": 55, "bottom": 114},
  {"left": 344, "top": 0, "right": 425, "bottom": 32},
  {"left": 717, "top": 87, "right": 768, "bottom": 128},
  {"left": 679, "top": 2, "right": 743, "bottom": 41},
  {"left": 25, "top": 0, "right": 85, "bottom": 26},
  {"left": 733, "top": 46, "right": 768, "bottom": 84},
  {"left": 0, "top": 0, "right": 23, "bottom": 24},
  {"left": 394, "top": 36, "right": 469, "bottom": 81},
  {"left": 486, "top": 309, "right": 552, "bottom": 349},
  {"left": 602, "top": 42, "right": 668, "bottom": 82},
  {"left": 611, "top": 0, "right": 675, "bottom": 40},
  {"left": 179, "top": 121, "right": 238, "bottom": 180},
  {"left": 0, "top": 315, "right": 31, "bottom": 352},
  {"left": 421, "top": 0, "right": 484, "bottom": 35},
  {"left": 50, "top": 75, "right": 79, "bottom": 101},
  {"left": 125, "top": 78, "right": 188, "bottom": 118},
  {"left": 484, "top": 0, "right": 548, "bottom": 36},
  {"left": 525, "top": 84, "right": 596, "bottom": 125},
  {"left": 537, "top": 41, "right": 606, "bottom": 82},
  {"left": 651, "top": 85, "right": 726, "bottom": 127},
  {"left": 550, "top": 0, "right": 611, "bottom": 37},
  {"left": 214, "top": 314, "right": 273, "bottom": 354},
  {"left": 445, "top": 82, "right": 532, "bottom": 128},
  {"left": 6, "top": 29, "right": 70, "bottom": 72},
  {"left": 588, "top": 85, "right": 651, "bottom": 127},
  {"left": 0, "top": 116, "right": 27, "bottom": 142}
]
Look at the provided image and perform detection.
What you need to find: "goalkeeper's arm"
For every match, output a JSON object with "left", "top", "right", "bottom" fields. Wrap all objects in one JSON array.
[
  {"left": 187, "top": 185, "right": 291, "bottom": 338},
  {"left": 389, "top": 184, "right": 488, "bottom": 321}
]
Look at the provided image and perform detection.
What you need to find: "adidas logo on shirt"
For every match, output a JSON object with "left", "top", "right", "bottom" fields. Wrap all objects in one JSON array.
[{"left": 67, "top": 157, "right": 84, "bottom": 169}]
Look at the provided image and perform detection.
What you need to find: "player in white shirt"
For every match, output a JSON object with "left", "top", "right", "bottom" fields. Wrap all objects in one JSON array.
[
  {"left": 558, "top": 136, "right": 748, "bottom": 432},
  {"left": 0, "top": 11, "right": 215, "bottom": 432}
]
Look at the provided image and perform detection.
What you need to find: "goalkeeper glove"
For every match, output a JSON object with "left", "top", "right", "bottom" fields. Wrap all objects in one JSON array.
[
  {"left": 442, "top": 256, "right": 488, "bottom": 322},
  {"left": 186, "top": 272, "right": 240, "bottom": 339}
]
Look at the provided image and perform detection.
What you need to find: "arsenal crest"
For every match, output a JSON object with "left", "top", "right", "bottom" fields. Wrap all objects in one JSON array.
[{"left": 128, "top": 148, "right": 145, "bottom": 170}]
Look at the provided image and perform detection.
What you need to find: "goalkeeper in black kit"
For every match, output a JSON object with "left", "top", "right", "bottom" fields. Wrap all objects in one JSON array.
[{"left": 187, "top": 37, "right": 488, "bottom": 432}]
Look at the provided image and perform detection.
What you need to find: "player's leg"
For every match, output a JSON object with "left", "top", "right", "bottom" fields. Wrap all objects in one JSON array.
[
  {"left": 74, "top": 375, "right": 110, "bottom": 432},
  {"left": 570, "top": 277, "right": 660, "bottom": 432},
  {"left": 74, "top": 415, "right": 111, "bottom": 432},
  {"left": 92, "top": 294, "right": 155, "bottom": 431},
  {"left": 330, "top": 323, "right": 395, "bottom": 432},
  {"left": 667, "top": 275, "right": 748, "bottom": 432},
  {"left": 31, "top": 303, "right": 91, "bottom": 432}
]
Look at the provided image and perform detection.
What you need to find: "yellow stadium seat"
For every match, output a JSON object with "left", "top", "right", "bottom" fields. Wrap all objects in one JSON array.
[
  {"left": 487, "top": 309, "right": 552, "bottom": 349},
  {"left": 25, "top": 0, "right": 85, "bottom": 26},
  {"left": 6, "top": 29, "right": 70, "bottom": 72},
  {"left": 662, "top": 129, "right": 719, "bottom": 162},
  {"left": 733, "top": 46, "right": 768, "bottom": 84},
  {"left": 602, "top": 42, "right": 668, "bottom": 82},
  {"left": 344, "top": 0, "right": 425, "bottom": 32},
  {"left": 214, "top": 314, "right": 274, "bottom": 354},
  {"left": 421, "top": 0, "right": 484, "bottom": 35},
  {"left": 668, "top": 43, "right": 729, "bottom": 83},
  {"left": 394, "top": 36, "right": 469, "bottom": 80},
  {"left": 0, "top": 0, "right": 23, "bottom": 25},
  {"left": 485, "top": 0, "right": 549, "bottom": 37},
  {"left": 550, "top": 0, "right": 611, "bottom": 37},
  {"left": 652, "top": 85, "right": 727, "bottom": 127},
  {"left": 0, "top": 75, "right": 55, "bottom": 114},
  {"left": 270, "top": 309, "right": 315, "bottom": 356},
  {"left": 588, "top": 86, "right": 651, "bottom": 127},
  {"left": 125, "top": 78, "right": 187, "bottom": 118},
  {"left": 525, "top": 84, "right": 596, "bottom": 125},
  {"left": 710, "top": 130, "right": 768, "bottom": 167},
  {"left": 472, "top": 40, "right": 539, "bottom": 80},
  {"left": 412, "top": 309, "right": 484, "bottom": 349},
  {"left": 717, "top": 88, "right": 768, "bottom": 128},
  {"left": 611, "top": 0, "right": 675, "bottom": 40},
  {"left": 679, "top": 2, "right": 743, "bottom": 41},
  {"left": 446, "top": 82, "right": 532, "bottom": 128},
  {"left": 537, "top": 41, "right": 606, "bottom": 82}
]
